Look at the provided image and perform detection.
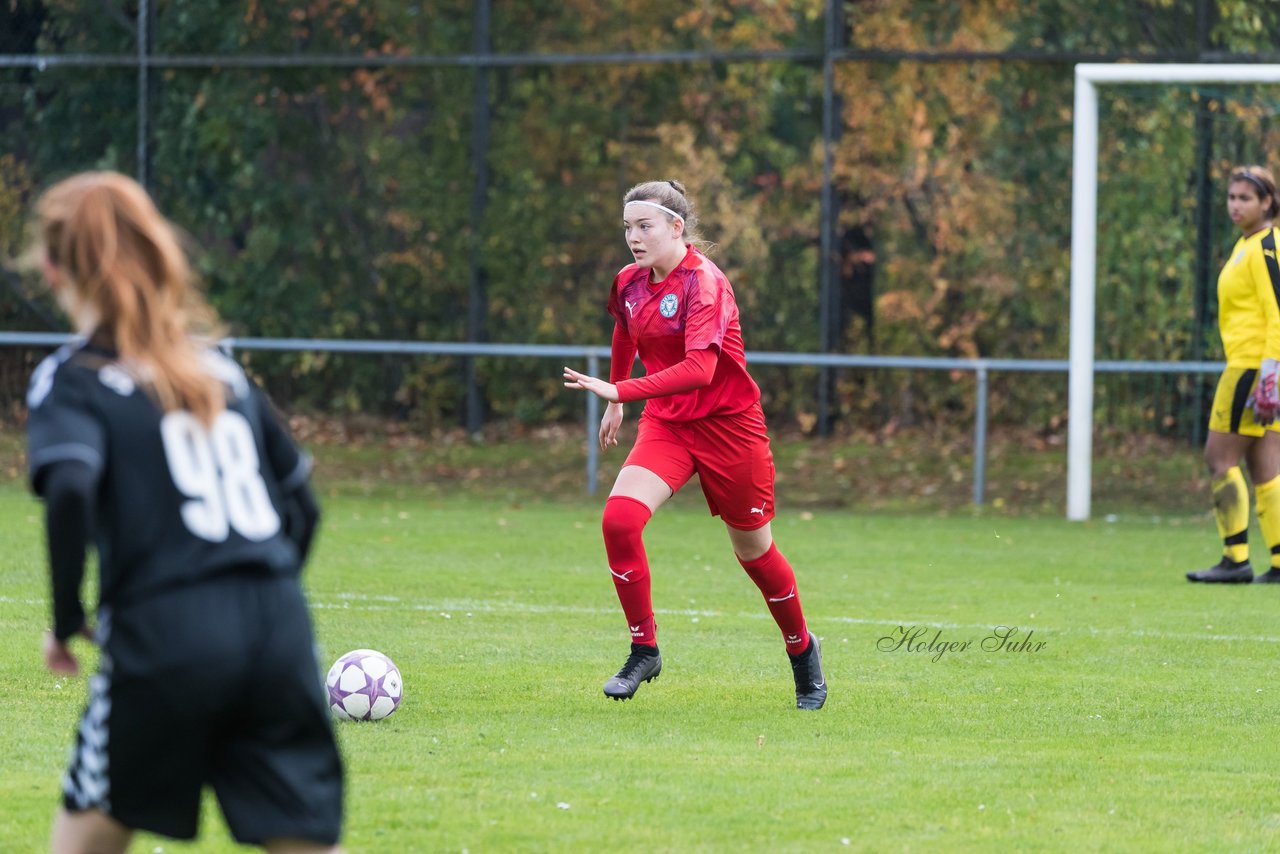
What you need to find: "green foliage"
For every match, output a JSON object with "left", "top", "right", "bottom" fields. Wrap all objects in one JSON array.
[{"left": 2, "top": 1, "right": 1279, "bottom": 434}]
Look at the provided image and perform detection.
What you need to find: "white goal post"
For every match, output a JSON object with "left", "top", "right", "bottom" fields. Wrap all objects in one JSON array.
[{"left": 1068, "top": 63, "right": 1280, "bottom": 521}]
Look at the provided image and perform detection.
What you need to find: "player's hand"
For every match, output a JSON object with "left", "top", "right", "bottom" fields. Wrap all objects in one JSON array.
[
  {"left": 1253, "top": 358, "right": 1280, "bottom": 426},
  {"left": 42, "top": 624, "right": 94, "bottom": 675},
  {"left": 599, "top": 402, "right": 624, "bottom": 452},
  {"left": 42, "top": 629, "right": 82, "bottom": 675},
  {"left": 563, "top": 366, "right": 620, "bottom": 403}
]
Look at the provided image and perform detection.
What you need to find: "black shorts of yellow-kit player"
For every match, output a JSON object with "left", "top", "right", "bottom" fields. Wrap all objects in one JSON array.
[{"left": 1209, "top": 367, "right": 1280, "bottom": 437}]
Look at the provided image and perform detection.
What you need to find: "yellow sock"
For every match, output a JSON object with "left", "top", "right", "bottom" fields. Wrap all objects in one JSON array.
[
  {"left": 1212, "top": 466, "right": 1250, "bottom": 564},
  {"left": 1256, "top": 475, "right": 1280, "bottom": 569}
]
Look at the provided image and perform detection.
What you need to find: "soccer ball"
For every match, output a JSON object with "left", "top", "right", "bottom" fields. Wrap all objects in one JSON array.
[{"left": 326, "top": 649, "right": 403, "bottom": 721}]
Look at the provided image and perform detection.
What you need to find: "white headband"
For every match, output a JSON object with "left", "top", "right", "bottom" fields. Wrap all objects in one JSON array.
[{"left": 624, "top": 200, "right": 684, "bottom": 222}]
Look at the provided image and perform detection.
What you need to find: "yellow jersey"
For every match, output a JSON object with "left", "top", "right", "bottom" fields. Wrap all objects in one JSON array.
[{"left": 1218, "top": 226, "right": 1280, "bottom": 367}]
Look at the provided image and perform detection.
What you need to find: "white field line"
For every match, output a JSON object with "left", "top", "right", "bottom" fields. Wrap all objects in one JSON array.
[
  {"left": 310, "top": 592, "right": 1280, "bottom": 645},
  {"left": 6, "top": 592, "right": 1280, "bottom": 645}
]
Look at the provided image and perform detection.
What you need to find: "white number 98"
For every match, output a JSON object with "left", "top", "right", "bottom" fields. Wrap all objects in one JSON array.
[{"left": 160, "top": 410, "right": 281, "bottom": 542}]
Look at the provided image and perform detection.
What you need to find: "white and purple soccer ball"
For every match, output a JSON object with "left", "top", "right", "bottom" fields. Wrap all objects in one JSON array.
[{"left": 326, "top": 649, "right": 403, "bottom": 721}]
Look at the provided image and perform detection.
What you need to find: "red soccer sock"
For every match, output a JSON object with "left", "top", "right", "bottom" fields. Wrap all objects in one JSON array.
[
  {"left": 738, "top": 543, "right": 810, "bottom": 655},
  {"left": 602, "top": 496, "right": 656, "bottom": 647}
]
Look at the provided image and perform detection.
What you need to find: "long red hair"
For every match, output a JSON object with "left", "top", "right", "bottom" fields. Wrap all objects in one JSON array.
[{"left": 35, "top": 171, "right": 226, "bottom": 425}]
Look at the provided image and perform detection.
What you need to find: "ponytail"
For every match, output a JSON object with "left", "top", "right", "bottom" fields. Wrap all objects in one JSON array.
[{"left": 35, "top": 172, "right": 226, "bottom": 425}]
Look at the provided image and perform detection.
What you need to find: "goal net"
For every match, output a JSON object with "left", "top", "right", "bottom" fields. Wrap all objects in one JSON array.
[{"left": 1070, "top": 63, "right": 1280, "bottom": 520}]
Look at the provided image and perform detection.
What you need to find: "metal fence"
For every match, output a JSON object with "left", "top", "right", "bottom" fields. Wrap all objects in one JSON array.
[{"left": 0, "top": 331, "right": 1223, "bottom": 504}]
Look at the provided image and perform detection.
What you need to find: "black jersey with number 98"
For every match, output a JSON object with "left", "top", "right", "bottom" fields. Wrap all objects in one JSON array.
[{"left": 27, "top": 342, "right": 308, "bottom": 612}]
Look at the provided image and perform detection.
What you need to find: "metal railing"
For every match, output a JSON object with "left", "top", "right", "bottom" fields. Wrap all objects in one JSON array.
[{"left": 0, "top": 332, "right": 1223, "bottom": 507}]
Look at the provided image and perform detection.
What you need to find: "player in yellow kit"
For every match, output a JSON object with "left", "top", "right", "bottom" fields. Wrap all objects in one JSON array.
[{"left": 1188, "top": 165, "right": 1280, "bottom": 583}]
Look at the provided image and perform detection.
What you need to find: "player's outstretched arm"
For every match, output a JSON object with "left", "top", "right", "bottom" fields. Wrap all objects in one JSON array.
[
  {"left": 563, "top": 366, "right": 620, "bottom": 403},
  {"left": 611, "top": 347, "right": 716, "bottom": 402}
]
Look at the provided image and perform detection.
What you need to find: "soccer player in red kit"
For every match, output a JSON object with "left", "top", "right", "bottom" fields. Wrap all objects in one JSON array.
[{"left": 563, "top": 179, "right": 827, "bottom": 710}]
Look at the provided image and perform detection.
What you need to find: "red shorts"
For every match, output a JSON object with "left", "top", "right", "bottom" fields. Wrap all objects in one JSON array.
[{"left": 623, "top": 403, "right": 776, "bottom": 530}]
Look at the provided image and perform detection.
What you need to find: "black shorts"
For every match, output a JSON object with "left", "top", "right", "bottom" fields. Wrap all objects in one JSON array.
[{"left": 62, "top": 573, "right": 343, "bottom": 845}]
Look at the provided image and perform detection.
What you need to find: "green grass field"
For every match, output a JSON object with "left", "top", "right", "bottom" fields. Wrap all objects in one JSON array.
[{"left": 2, "top": 450, "right": 1278, "bottom": 852}]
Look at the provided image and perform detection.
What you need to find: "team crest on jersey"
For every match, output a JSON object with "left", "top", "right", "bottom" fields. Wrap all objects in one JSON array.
[{"left": 659, "top": 293, "right": 679, "bottom": 318}]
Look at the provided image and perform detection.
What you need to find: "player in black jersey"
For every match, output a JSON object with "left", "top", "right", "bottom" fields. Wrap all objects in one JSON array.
[{"left": 26, "top": 172, "right": 344, "bottom": 853}]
